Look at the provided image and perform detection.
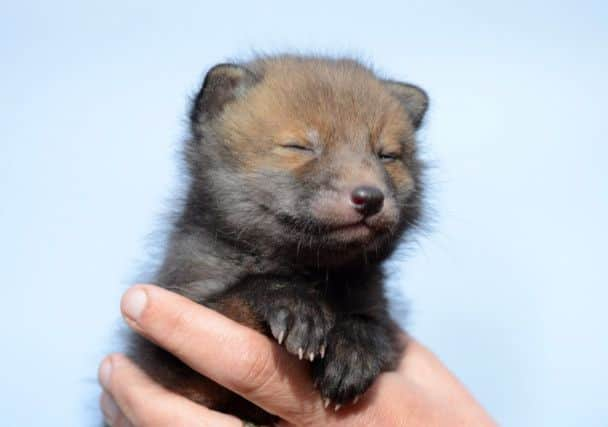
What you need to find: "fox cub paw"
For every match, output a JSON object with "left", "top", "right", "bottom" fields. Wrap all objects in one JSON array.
[
  {"left": 263, "top": 291, "right": 334, "bottom": 362},
  {"left": 312, "top": 324, "right": 387, "bottom": 408}
]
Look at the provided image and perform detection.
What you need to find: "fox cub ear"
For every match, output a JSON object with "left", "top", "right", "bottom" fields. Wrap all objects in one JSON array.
[
  {"left": 383, "top": 81, "right": 429, "bottom": 129},
  {"left": 190, "top": 63, "right": 258, "bottom": 126}
]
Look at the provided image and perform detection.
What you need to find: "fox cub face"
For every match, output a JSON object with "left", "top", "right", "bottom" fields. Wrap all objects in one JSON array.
[{"left": 187, "top": 56, "right": 428, "bottom": 264}]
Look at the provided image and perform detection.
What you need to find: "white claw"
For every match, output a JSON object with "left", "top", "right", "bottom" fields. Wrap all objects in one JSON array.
[
  {"left": 298, "top": 348, "right": 304, "bottom": 360},
  {"left": 353, "top": 395, "right": 360, "bottom": 404},
  {"left": 324, "top": 398, "right": 330, "bottom": 408},
  {"left": 320, "top": 344, "right": 326, "bottom": 358},
  {"left": 334, "top": 404, "right": 341, "bottom": 412},
  {"left": 277, "top": 330, "right": 285, "bottom": 345},
  {"left": 309, "top": 352, "right": 315, "bottom": 362}
]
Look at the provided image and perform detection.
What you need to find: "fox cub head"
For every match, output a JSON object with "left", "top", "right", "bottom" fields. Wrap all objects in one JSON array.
[{"left": 186, "top": 55, "right": 428, "bottom": 265}]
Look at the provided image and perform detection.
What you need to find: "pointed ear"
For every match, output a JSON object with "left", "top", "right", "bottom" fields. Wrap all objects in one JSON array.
[
  {"left": 383, "top": 80, "right": 429, "bottom": 129},
  {"left": 190, "top": 63, "right": 258, "bottom": 126}
]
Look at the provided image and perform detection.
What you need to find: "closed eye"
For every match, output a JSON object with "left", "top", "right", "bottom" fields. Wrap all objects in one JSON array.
[
  {"left": 378, "top": 152, "right": 401, "bottom": 163},
  {"left": 281, "top": 143, "right": 315, "bottom": 153}
]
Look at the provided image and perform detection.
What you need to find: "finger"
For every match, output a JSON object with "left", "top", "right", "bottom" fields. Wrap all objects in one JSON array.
[
  {"left": 397, "top": 338, "right": 497, "bottom": 425},
  {"left": 98, "top": 353, "right": 241, "bottom": 427},
  {"left": 398, "top": 338, "right": 478, "bottom": 400},
  {"left": 100, "top": 392, "right": 133, "bottom": 427},
  {"left": 293, "top": 372, "right": 428, "bottom": 427},
  {"left": 120, "top": 284, "right": 329, "bottom": 425}
]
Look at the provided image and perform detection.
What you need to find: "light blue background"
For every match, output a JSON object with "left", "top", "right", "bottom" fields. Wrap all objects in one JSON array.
[{"left": 1, "top": 1, "right": 606, "bottom": 426}]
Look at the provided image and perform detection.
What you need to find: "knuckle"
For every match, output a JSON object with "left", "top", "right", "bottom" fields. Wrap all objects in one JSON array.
[
  {"left": 112, "top": 415, "right": 132, "bottom": 427},
  {"left": 159, "top": 306, "right": 198, "bottom": 356},
  {"left": 237, "top": 342, "right": 277, "bottom": 394},
  {"left": 139, "top": 416, "right": 167, "bottom": 427},
  {"left": 124, "top": 389, "right": 167, "bottom": 427}
]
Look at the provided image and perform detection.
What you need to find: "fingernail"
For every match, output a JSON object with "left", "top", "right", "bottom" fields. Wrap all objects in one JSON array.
[
  {"left": 100, "top": 392, "right": 119, "bottom": 424},
  {"left": 98, "top": 357, "right": 113, "bottom": 389},
  {"left": 122, "top": 287, "right": 148, "bottom": 321}
]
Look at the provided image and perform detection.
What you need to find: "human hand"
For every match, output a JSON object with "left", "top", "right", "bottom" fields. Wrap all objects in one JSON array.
[{"left": 98, "top": 285, "right": 496, "bottom": 426}]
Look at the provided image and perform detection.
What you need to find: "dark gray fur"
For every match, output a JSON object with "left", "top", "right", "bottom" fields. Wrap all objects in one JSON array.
[{"left": 125, "top": 54, "right": 429, "bottom": 425}]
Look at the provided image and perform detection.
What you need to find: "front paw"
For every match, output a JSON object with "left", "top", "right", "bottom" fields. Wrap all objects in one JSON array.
[
  {"left": 312, "top": 322, "right": 392, "bottom": 407},
  {"left": 313, "top": 338, "right": 381, "bottom": 407},
  {"left": 263, "top": 291, "right": 334, "bottom": 361}
]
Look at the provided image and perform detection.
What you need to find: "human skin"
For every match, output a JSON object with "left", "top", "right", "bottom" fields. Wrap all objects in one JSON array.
[{"left": 98, "top": 285, "right": 497, "bottom": 426}]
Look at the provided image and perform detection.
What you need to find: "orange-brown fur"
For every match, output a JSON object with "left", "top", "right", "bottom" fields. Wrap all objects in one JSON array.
[{"left": 216, "top": 58, "right": 415, "bottom": 178}]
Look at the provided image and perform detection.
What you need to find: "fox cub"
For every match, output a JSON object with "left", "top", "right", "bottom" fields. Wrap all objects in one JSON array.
[{"left": 128, "top": 55, "right": 429, "bottom": 424}]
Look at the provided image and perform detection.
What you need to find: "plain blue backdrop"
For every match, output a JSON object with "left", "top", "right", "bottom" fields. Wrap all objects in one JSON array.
[{"left": 1, "top": 1, "right": 606, "bottom": 425}]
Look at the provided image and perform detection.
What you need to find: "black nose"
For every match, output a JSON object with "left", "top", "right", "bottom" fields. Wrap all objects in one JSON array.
[{"left": 350, "top": 186, "right": 384, "bottom": 216}]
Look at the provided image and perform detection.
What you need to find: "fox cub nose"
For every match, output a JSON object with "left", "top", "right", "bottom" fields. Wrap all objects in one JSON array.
[{"left": 350, "top": 186, "right": 384, "bottom": 216}]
